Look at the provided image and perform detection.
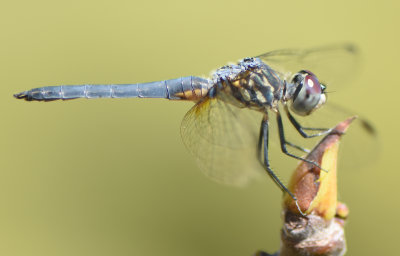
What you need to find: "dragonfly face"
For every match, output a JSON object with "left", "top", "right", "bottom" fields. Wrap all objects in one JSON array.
[{"left": 288, "top": 70, "right": 327, "bottom": 116}]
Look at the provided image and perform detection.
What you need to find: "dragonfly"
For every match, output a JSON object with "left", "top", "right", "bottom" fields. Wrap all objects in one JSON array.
[{"left": 14, "top": 44, "right": 374, "bottom": 214}]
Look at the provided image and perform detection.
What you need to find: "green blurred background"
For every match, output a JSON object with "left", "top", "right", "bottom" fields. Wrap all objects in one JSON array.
[{"left": 0, "top": 0, "right": 398, "bottom": 255}]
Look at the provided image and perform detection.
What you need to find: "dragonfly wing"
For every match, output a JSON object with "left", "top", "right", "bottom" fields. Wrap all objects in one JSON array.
[
  {"left": 181, "top": 94, "right": 264, "bottom": 186},
  {"left": 298, "top": 102, "right": 378, "bottom": 168},
  {"left": 257, "top": 44, "right": 378, "bottom": 169},
  {"left": 256, "top": 43, "right": 359, "bottom": 88}
]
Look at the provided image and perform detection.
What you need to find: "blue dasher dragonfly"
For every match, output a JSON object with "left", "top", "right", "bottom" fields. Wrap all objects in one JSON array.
[{"left": 14, "top": 44, "right": 374, "bottom": 214}]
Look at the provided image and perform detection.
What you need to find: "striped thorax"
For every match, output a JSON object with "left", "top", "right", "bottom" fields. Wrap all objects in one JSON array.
[{"left": 212, "top": 57, "right": 284, "bottom": 112}]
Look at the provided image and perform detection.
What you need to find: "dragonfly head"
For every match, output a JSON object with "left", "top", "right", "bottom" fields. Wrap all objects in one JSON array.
[{"left": 289, "top": 70, "right": 326, "bottom": 116}]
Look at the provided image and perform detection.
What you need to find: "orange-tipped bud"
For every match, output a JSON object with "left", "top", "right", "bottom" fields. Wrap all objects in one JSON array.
[{"left": 283, "top": 116, "right": 355, "bottom": 220}]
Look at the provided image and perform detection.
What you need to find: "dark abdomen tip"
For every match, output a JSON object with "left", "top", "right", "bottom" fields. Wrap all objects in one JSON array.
[{"left": 14, "top": 91, "right": 30, "bottom": 100}]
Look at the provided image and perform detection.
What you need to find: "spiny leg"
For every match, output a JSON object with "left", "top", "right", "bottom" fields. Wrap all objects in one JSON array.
[
  {"left": 286, "top": 141, "right": 310, "bottom": 153},
  {"left": 257, "top": 115, "right": 305, "bottom": 216},
  {"left": 252, "top": 77, "right": 309, "bottom": 152},
  {"left": 284, "top": 105, "right": 332, "bottom": 138},
  {"left": 276, "top": 110, "right": 327, "bottom": 172}
]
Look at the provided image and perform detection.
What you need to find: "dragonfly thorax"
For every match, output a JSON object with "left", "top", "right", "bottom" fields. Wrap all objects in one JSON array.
[{"left": 212, "top": 58, "right": 284, "bottom": 112}]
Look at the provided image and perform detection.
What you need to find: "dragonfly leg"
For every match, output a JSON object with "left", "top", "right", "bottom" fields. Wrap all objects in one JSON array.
[
  {"left": 284, "top": 106, "right": 333, "bottom": 138},
  {"left": 276, "top": 111, "right": 328, "bottom": 172},
  {"left": 286, "top": 141, "right": 310, "bottom": 153},
  {"left": 258, "top": 116, "right": 306, "bottom": 216}
]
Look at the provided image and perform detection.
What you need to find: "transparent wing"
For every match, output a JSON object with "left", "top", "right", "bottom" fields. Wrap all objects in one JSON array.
[
  {"left": 180, "top": 94, "right": 265, "bottom": 186},
  {"left": 281, "top": 102, "right": 379, "bottom": 172},
  {"left": 257, "top": 44, "right": 378, "bottom": 169},
  {"left": 256, "top": 43, "right": 359, "bottom": 88},
  {"left": 307, "top": 102, "right": 378, "bottom": 168}
]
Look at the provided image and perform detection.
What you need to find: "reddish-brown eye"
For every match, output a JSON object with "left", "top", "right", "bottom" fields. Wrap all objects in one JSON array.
[
  {"left": 290, "top": 70, "right": 326, "bottom": 116},
  {"left": 304, "top": 73, "right": 321, "bottom": 96}
]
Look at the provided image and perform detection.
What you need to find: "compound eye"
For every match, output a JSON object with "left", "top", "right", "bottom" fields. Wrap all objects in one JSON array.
[
  {"left": 304, "top": 73, "right": 321, "bottom": 95},
  {"left": 291, "top": 71, "right": 325, "bottom": 116}
]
